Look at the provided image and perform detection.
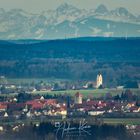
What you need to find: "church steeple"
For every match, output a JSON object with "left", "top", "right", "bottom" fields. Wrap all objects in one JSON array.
[{"left": 96, "top": 73, "right": 103, "bottom": 88}]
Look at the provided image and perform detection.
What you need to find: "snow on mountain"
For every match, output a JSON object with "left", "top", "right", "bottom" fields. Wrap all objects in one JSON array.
[
  {"left": 92, "top": 5, "right": 138, "bottom": 24},
  {"left": 0, "top": 3, "right": 140, "bottom": 39},
  {"left": 95, "top": 4, "right": 109, "bottom": 15},
  {"left": 90, "top": 27, "right": 102, "bottom": 35},
  {"left": 111, "top": 7, "right": 134, "bottom": 17},
  {"left": 55, "top": 3, "right": 87, "bottom": 23}
]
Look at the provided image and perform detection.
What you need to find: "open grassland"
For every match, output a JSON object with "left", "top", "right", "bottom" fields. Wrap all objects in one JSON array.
[
  {"left": 1, "top": 78, "right": 140, "bottom": 98},
  {"left": 32, "top": 88, "right": 140, "bottom": 98},
  {"left": 103, "top": 118, "right": 140, "bottom": 125},
  {"left": 7, "top": 78, "right": 67, "bottom": 85},
  {"left": 0, "top": 117, "right": 140, "bottom": 125}
]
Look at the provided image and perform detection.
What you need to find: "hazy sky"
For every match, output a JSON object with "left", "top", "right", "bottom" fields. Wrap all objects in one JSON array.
[{"left": 0, "top": 0, "right": 139, "bottom": 14}]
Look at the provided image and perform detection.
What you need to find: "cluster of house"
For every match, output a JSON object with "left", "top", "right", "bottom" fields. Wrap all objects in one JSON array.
[
  {"left": 0, "top": 92, "right": 139, "bottom": 122},
  {"left": 72, "top": 92, "right": 140, "bottom": 116},
  {"left": 0, "top": 96, "right": 67, "bottom": 121},
  {"left": 126, "top": 125, "right": 140, "bottom": 136}
]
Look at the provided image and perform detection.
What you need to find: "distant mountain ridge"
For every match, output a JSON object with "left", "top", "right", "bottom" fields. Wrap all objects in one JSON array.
[{"left": 0, "top": 3, "right": 140, "bottom": 39}]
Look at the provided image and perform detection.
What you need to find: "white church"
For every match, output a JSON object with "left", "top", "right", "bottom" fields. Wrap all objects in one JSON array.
[{"left": 96, "top": 73, "right": 103, "bottom": 88}]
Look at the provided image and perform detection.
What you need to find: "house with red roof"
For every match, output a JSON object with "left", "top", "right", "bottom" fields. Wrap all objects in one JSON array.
[
  {"left": 26, "top": 98, "right": 57, "bottom": 110},
  {"left": 0, "top": 102, "right": 7, "bottom": 111}
]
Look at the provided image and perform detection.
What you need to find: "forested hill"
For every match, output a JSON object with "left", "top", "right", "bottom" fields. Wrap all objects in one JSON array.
[
  {"left": 0, "top": 37, "right": 140, "bottom": 86},
  {"left": 0, "top": 37, "right": 140, "bottom": 62}
]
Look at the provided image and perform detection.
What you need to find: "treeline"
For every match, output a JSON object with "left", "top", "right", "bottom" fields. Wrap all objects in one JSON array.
[
  {"left": 0, "top": 38, "right": 140, "bottom": 86},
  {"left": 0, "top": 38, "right": 140, "bottom": 61},
  {"left": 0, "top": 60, "right": 139, "bottom": 87}
]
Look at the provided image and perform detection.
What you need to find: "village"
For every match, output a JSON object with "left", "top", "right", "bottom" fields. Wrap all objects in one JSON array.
[
  {"left": 0, "top": 90, "right": 140, "bottom": 121},
  {"left": 0, "top": 74, "right": 139, "bottom": 136}
]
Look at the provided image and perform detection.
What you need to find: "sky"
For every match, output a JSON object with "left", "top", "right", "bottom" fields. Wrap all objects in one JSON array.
[{"left": 0, "top": 0, "right": 139, "bottom": 14}]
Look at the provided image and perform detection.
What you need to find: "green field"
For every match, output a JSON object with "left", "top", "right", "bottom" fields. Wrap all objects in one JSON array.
[
  {"left": 0, "top": 118, "right": 140, "bottom": 125},
  {"left": 103, "top": 118, "right": 140, "bottom": 125},
  {"left": 1, "top": 78, "right": 140, "bottom": 98},
  {"left": 7, "top": 78, "right": 67, "bottom": 85},
  {"left": 32, "top": 88, "right": 140, "bottom": 98}
]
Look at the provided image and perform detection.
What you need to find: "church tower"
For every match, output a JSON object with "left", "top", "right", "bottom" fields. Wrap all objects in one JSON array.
[
  {"left": 96, "top": 73, "right": 103, "bottom": 88},
  {"left": 74, "top": 92, "right": 83, "bottom": 104}
]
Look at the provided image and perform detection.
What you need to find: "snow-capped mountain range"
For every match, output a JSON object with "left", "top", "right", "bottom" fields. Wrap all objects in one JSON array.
[{"left": 0, "top": 3, "right": 140, "bottom": 39}]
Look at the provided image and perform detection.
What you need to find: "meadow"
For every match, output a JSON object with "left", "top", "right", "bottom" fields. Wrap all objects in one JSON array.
[
  {"left": 2, "top": 78, "right": 140, "bottom": 98},
  {"left": 32, "top": 88, "right": 140, "bottom": 98}
]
